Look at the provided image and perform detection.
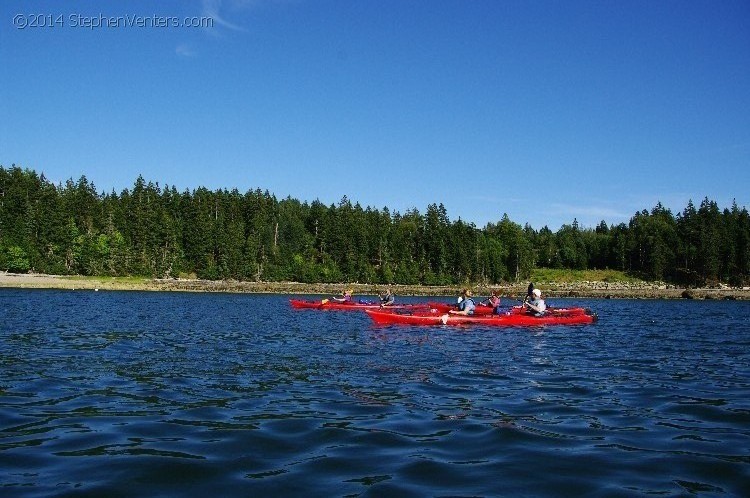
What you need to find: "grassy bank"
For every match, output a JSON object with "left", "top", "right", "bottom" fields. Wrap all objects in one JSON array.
[{"left": 529, "top": 268, "right": 643, "bottom": 284}]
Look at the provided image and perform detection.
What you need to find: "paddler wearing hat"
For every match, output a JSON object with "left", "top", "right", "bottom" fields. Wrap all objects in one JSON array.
[{"left": 523, "top": 288, "right": 547, "bottom": 316}]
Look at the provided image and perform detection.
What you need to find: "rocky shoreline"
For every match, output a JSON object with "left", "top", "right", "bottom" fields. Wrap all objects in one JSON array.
[{"left": 1, "top": 272, "right": 747, "bottom": 300}]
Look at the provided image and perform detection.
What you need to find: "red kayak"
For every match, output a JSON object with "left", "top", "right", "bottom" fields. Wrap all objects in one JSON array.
[
  {"left": 365, "top": 308, "right": 598, "bottom": 326},
  {"left": 289, "top": 298, "right": 430, "bottom": 311},
  {"left": 427, "top": 302, "right": 589, "bottom": 316}
]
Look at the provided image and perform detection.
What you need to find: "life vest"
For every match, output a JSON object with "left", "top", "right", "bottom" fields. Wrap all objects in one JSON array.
[{"left": 459, "top": 297, "right": 475, "bottom": 313}]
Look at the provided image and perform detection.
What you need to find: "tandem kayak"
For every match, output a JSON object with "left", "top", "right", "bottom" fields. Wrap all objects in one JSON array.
[
  {"left": 365, "top": 308, "right": 598, "bottom": 326},
  {"left": 427, "top": 302, "right": 589, "bottom": 316},
  {"left": 289, "top": 299, "right": 430, "bottom": 311}
]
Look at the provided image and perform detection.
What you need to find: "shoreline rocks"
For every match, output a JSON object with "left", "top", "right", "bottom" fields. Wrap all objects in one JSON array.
[{"left": 1, "top": 272, "right": 748, "bottom": 300}]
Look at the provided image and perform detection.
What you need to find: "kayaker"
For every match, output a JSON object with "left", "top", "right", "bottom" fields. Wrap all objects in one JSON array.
[
  {"left": 332, "top": 289, "right": 353, "bottom": 303},
  {"left": 449, "top": 289, "right": 475, "bottom": 315},
  {"left": 523, "top": 288, "right": 547, "bottom": 316},
  {"left": 482, "top": 290, "right": 502, "bottom": 314},
  {"left": 379, "top": 289, "right": 395, "bottom": 307}
]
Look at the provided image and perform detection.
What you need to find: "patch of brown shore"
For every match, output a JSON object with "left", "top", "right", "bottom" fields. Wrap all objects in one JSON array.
[{"left": 1, "top": 272, "right": 747, "bottom": 300}]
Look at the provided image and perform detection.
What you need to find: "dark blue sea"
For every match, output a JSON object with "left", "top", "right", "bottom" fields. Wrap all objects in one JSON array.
[{"left": 1, "top": 289, "right": 749, "bottom": 497}]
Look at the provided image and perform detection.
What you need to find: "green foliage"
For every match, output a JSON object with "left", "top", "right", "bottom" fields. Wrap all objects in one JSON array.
[
  {"left": 2, "top": 245, "right": 31, "bottom": 272},
  {"left": 1, "top": 165, "right": 748, "bottom": 286}
]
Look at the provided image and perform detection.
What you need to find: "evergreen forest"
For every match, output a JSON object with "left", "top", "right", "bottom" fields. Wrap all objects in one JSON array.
[{"left": 1, "top": 166, "right": 748, "bottom": 287}]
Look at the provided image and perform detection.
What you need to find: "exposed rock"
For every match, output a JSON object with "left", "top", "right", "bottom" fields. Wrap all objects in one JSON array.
[{"left": 1, "top": 272, "right": 748, "bottom": 300}]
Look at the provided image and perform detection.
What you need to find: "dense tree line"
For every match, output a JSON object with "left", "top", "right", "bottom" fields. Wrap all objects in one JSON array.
[{"left": 1, "top": 166, "right": 748, "bottom": 286}]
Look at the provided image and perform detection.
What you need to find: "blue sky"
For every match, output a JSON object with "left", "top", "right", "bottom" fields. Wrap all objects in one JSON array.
[{"left": 2, "top": 0, "right": 748, "bottom": 231}]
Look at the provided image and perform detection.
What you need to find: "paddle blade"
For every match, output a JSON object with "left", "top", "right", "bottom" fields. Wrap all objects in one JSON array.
[{"left": 441, "top": 314, "right": 449, "bottom": 325}]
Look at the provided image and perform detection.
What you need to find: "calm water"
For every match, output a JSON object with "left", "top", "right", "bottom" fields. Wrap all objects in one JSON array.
[{"left": 1, "top": 289, "right": 749, "bottom": 497}]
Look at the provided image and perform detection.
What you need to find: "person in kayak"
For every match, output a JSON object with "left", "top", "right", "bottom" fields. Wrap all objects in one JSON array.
[
  {"left": 379, "top": 289, "right": 395, "bottom": 307},
  {"left": 332, "top": 289, "right": 353, "bottom": 303},
  {"left": 523, "top": 288, "right": 547, "bottom": 316},
  {"left": 449, "top": 289, "right": 475, "bottom": 315},
  {"left": 481, "top": 290, "right": 502, "bottom": 314}
]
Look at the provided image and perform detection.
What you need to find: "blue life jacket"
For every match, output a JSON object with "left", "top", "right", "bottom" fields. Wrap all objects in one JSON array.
[{"left": 459, "top": 297, "right": 475, "bottom": 314}]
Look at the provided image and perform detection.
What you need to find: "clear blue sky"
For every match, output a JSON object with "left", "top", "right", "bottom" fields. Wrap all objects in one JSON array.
[{"left": 2, "top": 0, "right": 748, "bottom": 231}]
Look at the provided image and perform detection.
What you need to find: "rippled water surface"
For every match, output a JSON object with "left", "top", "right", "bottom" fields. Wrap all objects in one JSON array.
[{"left": 2, "top": 289, "right": 749, "bottom": 496}]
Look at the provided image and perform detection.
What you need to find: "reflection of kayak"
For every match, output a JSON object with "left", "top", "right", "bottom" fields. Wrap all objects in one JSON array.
[
  {"left": 427, "top": 302, "right": 589, "bottom": 316},
  {"left": 365, "top": 308, "right": 598, "bottom": 326},
  {"left": 289, "top": 299, "right": 429, "bottom": 311}
]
